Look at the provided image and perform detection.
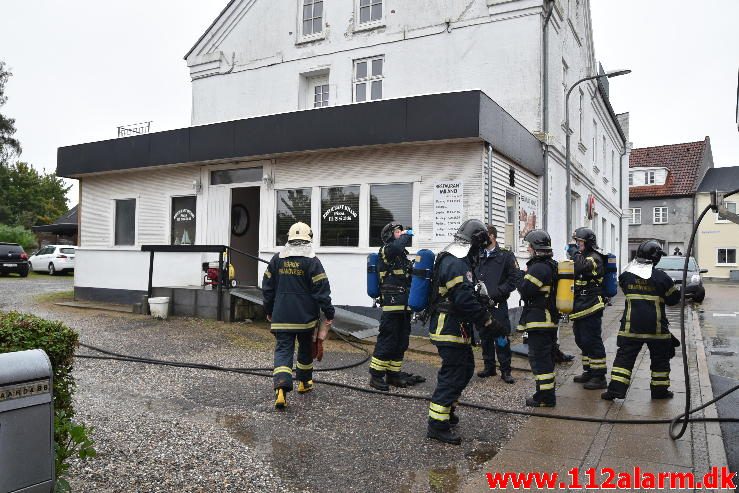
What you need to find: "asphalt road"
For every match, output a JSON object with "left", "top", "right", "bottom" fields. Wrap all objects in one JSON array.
[{"left": 697, "top": 281, "right": 739, "bottom": 488}]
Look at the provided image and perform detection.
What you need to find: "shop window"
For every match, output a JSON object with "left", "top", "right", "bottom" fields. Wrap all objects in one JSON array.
[
  {"left": 171, "top": 196, "right": 197, "bottom": 245},
  {"left": 321, "top": 186, "right": 360, "bottom": 246},
  {"left": 369, "top": 184, "right": 412, "bottom": 247},
  {"left": 276, "top": 189, "right": 312, "bottom": 245},
  {"left": 114, "top": 199, "right": 136, "bottom": 246}
]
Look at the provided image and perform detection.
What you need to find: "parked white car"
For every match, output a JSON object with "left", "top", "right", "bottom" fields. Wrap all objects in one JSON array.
[{"left": 28, "top": 245, "right": 77, "bottom": 275}]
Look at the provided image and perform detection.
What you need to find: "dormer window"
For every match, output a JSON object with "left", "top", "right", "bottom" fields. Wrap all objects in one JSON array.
[
  {"left": 645, "top": 170, "right": 656, "bottom": 185},
  {"left": 628, "top": 168, "right": 668, "bottom": 187}
]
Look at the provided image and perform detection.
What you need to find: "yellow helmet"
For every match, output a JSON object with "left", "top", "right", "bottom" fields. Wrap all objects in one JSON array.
[{"left": 287, "top": 222, "right": 313, "bottom": 243}]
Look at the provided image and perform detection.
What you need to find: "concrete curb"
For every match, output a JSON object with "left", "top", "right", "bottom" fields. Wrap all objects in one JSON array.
[{"left": 690, "top": 306, "right": 730, "bottom": 470}]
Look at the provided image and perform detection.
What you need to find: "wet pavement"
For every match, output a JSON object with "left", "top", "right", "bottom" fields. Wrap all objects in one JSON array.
[
  {"left": 0, "top": 275, "right": 532, "bottom": 492},
  {"left": 698, "top": 281, "right": 739, "bottom": 488}
]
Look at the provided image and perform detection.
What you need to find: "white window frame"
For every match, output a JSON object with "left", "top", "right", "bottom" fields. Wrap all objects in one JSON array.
[
  {"left": 298, "top": 0, "right": 325, "bottom": 42},
  {"left": 653, "top": 206, "right": 668, "bottom": 224},
  {"left": 111, "top": 197, "right": 138, "bottom": 247},
  {"left": 717, "top": 247, "right": 737, "bottom": 266},
  {"left": 715, "top": 201, "right": 737, "bottom": 224},
  {"left": 353, "top": 56, "right": 384, "bottom": 103},
  {"left": 578, "top": 89, "right": 584, "bottom": 143},
  {"left": 628, "top": 171, "right": 634, "bottom": 186},
  {"left": 628, "top": 208, "right": 641, "bottom": 225},
  {"left": 354, "top": 0, "right": 385, "bottom": 31},
  {"left": 645, "top": 170, "right": 656, "bottom": 185}
]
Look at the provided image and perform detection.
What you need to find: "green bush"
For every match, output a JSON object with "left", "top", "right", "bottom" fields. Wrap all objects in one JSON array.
[
  {"left": 0, "top": 311, "right": 95, "bottom": 492},
  {"left": 0, "top": 223, "right": 37, "bottom": 251}
]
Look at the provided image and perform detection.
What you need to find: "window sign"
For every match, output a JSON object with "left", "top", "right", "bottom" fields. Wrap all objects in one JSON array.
[
  {"left": 518, "top": 194, "right": 538, "bottom": 249},
  {"left": 369, "top": 184, "right": 412, "bottom": 247},
  {"left": 321, "top": 186, "right": 360, "bottom": 246},
  {"left": 433, "top": 181, "right": 464, "bottom": 242},
  {"left": 171, "top": 196, "right": 197, "bottom": 245},
  {"left": 276, "top": 189, "right": 312, "bottom": 245}
]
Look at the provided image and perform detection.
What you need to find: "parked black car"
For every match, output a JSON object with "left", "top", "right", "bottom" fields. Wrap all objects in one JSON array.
[
  {"left": 0, "top": 242, "right": 30, "bottom": 277},
  {"left": 655, "top": 255, "right": 707, "bottom": 303}
]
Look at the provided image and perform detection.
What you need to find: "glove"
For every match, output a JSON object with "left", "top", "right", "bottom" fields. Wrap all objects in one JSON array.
[
  {"left": 566, "top": 243, "right": 578, "bottom": 259},
  {"left": 311, "top": 319, "right": 332, "bottom": 362},
  {"left": 405, "top": 228, "right": 414, "bottom": 237}
]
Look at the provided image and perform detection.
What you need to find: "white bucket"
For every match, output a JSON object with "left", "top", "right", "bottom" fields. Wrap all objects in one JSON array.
[{"left": 148, "top": 297, "right": 170, "bottom": 319}]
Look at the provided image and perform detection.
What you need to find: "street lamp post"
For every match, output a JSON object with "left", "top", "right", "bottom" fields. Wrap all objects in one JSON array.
[{"left": 565, "top": 69, "right": 631, "bottom": 244}]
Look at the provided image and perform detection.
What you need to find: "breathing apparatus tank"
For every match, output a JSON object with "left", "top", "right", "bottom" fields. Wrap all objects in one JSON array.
[
  {"left": 408, "top": 249, "right": 435, "bottom": 312},
  {"left": 556, "top": 259, "right": 575, "bottom": 314},
  {"left": 603, "top": 253, "right": 618, "bottom": 298},
  {"left": 366, "top": 253, "right": 380, "bottom": 299}
]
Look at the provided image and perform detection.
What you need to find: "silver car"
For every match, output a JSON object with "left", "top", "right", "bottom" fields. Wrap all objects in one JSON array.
[{"left": 654, "top": 255, "right": 707, "bottom": 303}]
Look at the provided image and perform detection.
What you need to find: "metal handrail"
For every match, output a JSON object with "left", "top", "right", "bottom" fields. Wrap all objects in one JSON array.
[{"left": 140, "top": 244, "right": 265, "bottom": 321}]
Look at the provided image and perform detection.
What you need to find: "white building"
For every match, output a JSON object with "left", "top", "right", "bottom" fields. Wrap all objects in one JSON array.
[{"left": 59, "top": 0, "right": 630, "bottom": 313}]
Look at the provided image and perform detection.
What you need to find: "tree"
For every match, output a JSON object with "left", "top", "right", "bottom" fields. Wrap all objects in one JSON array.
[
  {"left": 0, "top": 162, "right": 70, "bottom": 228},
  {"left": 0, "top": 61, "right": 21, "bottom": 162}
]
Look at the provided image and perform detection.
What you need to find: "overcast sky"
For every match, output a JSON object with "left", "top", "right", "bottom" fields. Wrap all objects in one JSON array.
[{"left": 1, "top": 0, "right": 737, "bottom": 206}]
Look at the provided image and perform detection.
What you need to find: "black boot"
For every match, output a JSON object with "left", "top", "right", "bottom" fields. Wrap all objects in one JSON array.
[
  {"left": 500, "top": 370, "right": 515, "bottom": 384},
  {"left": 427, "top": 426, "right": 462, "bottom": 445},
  {"left": 525, "top": 396, "right": 556, "bottom": 408},
  {"left": 651, "top": 389, "right": 674, "bottom": 400},
  {"left": 573, "top": 372, "right": 592, "bottom": 383},
  {"left": 369, "top": 375, "right": 389, "bottom": 391},
  {"left": 477, "top": 366, "right": 497, "bottom": 378},
  {"left": 449, "top": 409, "right": 460, "bottom": 426},
  {"left": 601, "top": 389, "right": 625, "bottom": 400},
  {"left": 583, "top": 376, "right": 607, "bottom": 390},
  {"left": 398, "top": 371, "right": 426, "bottom": 385},
  {"left": 386, "top": 373, "right": 408, "bottom": 388},
  {"left": 553, "top": 345, "right": 575, "bottom": 363}
]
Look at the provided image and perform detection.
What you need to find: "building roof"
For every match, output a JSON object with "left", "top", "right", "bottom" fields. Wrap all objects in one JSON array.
[
  {"left": 628, "top": 139, "right": 709, "bottom": 198},
  {"left": 697, "top": 166, "right": 739, "bottom": 193},
  {"left": 57, "top": 91, "right": 545, "bottom": 178},
  {"left": 31, "top": 205, "right": 78, "bottom": 234}
]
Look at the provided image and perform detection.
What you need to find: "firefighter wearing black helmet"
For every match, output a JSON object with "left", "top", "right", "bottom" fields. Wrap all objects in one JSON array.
[
  {"left": 517, "top": 229, "right": 559, "bottom": 407},
  {"left": 426, "top": 219, "right": 496, "bottom": 444},
  {"left": 368, "top": 222, "right": 426, "bottom": 391},
  {"left": 568, "top": 227, "right": 608, "bottom": 390},
  {"left": 602, "top": 240, "right": 681, "bottom": 401}
]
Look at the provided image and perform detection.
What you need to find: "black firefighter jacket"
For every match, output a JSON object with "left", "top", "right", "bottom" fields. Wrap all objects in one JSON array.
[
  {"left": 570, "top": 250, "right": 605, "bottom": 320},
  {"left": 378, "top": 234, "right": 412, "bottom": 312},
  {"left": 618, "top": 269, "right": 680, "bottom": 339},
  {"left": 262, "top": 253, "right": 335, "bottom": 333},
  {"left": 516, "top": 256, "right": 558, "bottom": 331},
  {"left": 429, "top": 253, "right": 491, "bottom": 347}
]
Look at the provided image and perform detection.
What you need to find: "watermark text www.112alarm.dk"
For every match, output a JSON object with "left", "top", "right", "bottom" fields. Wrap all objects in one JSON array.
[{"left": 485, "top": 466, "right": 736, "bottom": 490}]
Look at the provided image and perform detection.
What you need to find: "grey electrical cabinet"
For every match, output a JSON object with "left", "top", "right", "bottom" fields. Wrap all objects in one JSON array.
[{"left": 0, "top": 349, "right": 55, "bottom": 493}]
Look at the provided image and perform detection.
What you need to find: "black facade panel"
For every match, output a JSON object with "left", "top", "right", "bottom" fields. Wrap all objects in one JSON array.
[
  {"left": 406, "top": 92, "right": 479, "bottom": 142},
  {"left": 190, "top": 121, "right": 235, "bottom": 162},
  {"left": 57, "top": 91, "right": 543, "bottom": 178},
  {"left": 150, "top": 128, "right": 190, "bottom": 166},
  {"left": 112, "top": 135, "right": 151, "bottom": 170}
]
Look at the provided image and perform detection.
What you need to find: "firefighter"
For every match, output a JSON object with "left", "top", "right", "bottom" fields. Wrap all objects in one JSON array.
[
  {"left": 369, "top": 223, "right": 426, "bottom": 391},
  {"left": 517, "top": 229, "right": 559, "bottom": 407},
  {"left": 427, "top": 219, "right": 496, "bottom": 444},
  {"left": 474, "top": 224, "right": 521, "bottom": 384},
  {"left": 262, "top": 222, "right": 335, "bottom": 409},
  {"left": 567, "top": 227, "right": 608, "bottom": 390},
  {"left": 602, "top": 240, "right": 681, "bottom": 400}
]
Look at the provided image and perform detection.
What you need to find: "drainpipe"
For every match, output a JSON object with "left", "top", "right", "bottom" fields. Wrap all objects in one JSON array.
[
  {"left": 541, "top": 0, "right": 555, "bottom": 230},
  {"left": 619, "top": 145, "right": 629, "bottom": 273}
]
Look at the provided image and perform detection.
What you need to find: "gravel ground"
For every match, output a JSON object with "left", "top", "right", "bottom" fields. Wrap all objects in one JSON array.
[{"left": 0, "top": 276, "right": 542, "bottom": 492}]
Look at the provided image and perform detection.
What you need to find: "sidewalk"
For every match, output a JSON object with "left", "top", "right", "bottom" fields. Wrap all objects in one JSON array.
[{"left": 462, "top": 296, "right": 730, "bottom": 492}]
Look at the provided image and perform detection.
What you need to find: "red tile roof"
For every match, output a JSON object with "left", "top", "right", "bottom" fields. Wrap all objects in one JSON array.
[{"left": 629, "top": 139, "right": 708, "bottom": 198}]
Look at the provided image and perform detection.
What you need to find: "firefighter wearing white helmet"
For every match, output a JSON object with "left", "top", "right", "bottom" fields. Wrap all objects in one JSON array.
[{"left": 262, "top": 222, "right": 335, "bottom": 409}]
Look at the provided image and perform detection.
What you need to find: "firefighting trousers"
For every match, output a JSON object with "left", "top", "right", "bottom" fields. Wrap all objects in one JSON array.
[
  {"left": 428, "top": 345, "right": 475, "bottom": 430},
  {"left": 369, "top": 311, "right": 411, "bottom": 377},
  {"left": 477, "top": 305, "right": 512, "bottom": 372},
  {"left": 607, "top": 336, "right": 672, "bottom": 396},
  {"left": 527, "top": 330, "right": 557, "bottom": 404},
  {"left": 273, "top": 331, "right": 314, "bottom": 391},
  {"left": 573, "top": 314, "right": 607, "bottom": 377}
]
